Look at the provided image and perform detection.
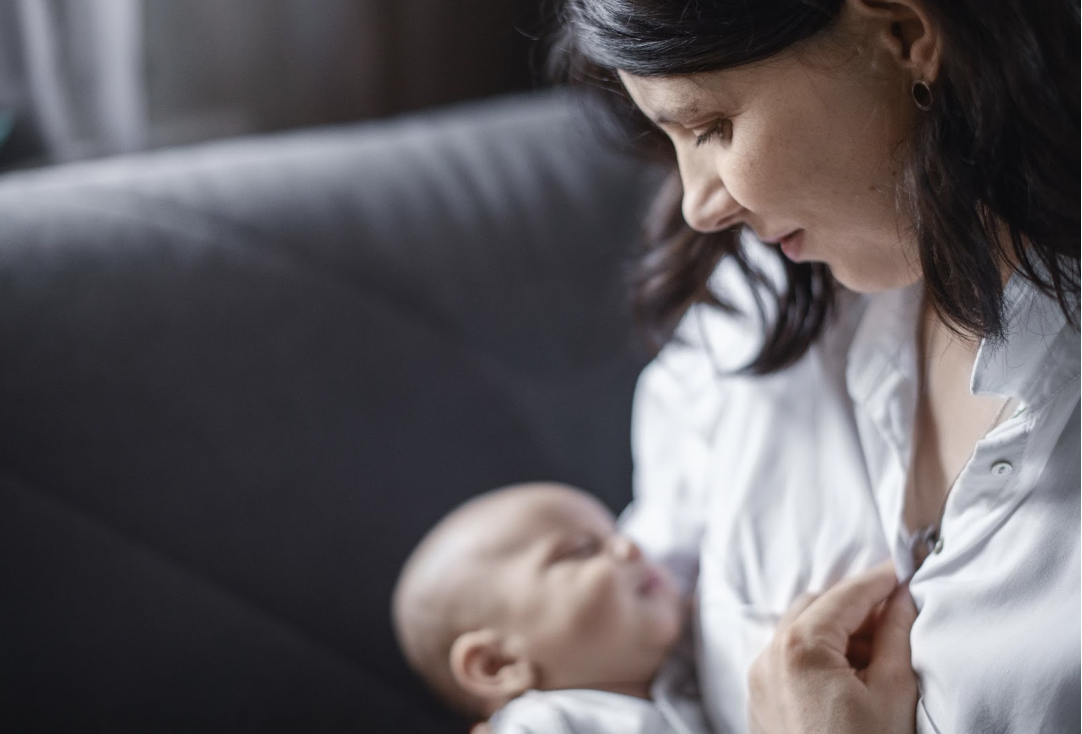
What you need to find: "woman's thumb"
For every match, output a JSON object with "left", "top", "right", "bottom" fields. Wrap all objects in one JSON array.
[{"left": 867, "top": 583, "right": 919, "bottom": 690}]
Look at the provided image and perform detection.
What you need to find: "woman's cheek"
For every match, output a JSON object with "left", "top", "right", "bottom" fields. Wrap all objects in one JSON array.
[{"left": 724, "top": 135, "right": 773, "bottom": 213}]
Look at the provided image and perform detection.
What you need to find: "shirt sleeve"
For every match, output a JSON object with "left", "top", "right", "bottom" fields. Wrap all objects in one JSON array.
[
  {"left": 620, "top": 238, "right": 774, "bottom": 594},
  {"left": 620, "top": 343, "right": 714, "bottom": 594},
  {"left": 620, "top": 298, "right": 762, "bottom": 595}
]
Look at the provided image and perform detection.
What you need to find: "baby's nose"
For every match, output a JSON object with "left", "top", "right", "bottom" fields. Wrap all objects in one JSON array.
[{"left": 611, "top": 535, "right": 643, "bottom": 562}]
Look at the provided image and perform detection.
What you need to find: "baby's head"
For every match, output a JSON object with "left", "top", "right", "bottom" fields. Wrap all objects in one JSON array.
[{"left": 392, "top": 482, "right": 684, "bottom": 718}]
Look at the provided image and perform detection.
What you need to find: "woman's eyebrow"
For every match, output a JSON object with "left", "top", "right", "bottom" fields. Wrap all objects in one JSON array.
[{"left": 652, "top": 104, "right": 702, "bottom": 125}]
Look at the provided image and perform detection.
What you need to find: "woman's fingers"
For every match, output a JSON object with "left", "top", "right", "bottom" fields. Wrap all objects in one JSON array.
[
  {"left": 846, "top": 632, "right": 874, "bottom": 670},
  {"left": 748, "top": 562, "right": 919, "bottom": 734},
  {"left": 796, "top": 561, "right": 898, "bottom": 652},
  {"left": 866, "top": 583, "right": 919, "bottom": 689},
  {"left": 779, "top": 590, "right": 818, "bottom": 627}
]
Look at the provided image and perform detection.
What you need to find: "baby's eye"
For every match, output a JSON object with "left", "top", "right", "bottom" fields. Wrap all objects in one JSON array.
[{"left": 559, "top": 537, "right": 601, "bottom": 561}]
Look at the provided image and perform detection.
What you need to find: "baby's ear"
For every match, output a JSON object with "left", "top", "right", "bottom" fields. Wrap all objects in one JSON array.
[{"left": 449, "top": 629, "right": 536, "bottom": 709}]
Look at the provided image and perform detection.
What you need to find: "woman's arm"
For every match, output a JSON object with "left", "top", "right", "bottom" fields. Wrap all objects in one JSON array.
[
  {"left": 747, "top": 563, "right": 919, "bottom": 734},
  {"left": 619, "top": 347, "right": 716, "bottom": 592},
  {"left": 621, "top": 252, "right": 769, "bottom": 590}
]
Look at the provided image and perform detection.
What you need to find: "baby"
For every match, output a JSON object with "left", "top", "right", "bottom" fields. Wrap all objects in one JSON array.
[{"left": 392, "top": 482, "right": 710, "bottom": 733}]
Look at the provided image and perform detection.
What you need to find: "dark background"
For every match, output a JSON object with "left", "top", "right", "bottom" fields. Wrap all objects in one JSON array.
[
  {"left": 0, "top": 0, "right": 549, "bottom": 171},
  {"left": 0, "top": 3, "right": 660, "bottom": 731}
]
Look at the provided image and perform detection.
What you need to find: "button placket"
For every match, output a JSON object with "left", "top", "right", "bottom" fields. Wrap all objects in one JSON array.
[{"left": 934, "top": 425, "right": 1028, "bottom": 566}]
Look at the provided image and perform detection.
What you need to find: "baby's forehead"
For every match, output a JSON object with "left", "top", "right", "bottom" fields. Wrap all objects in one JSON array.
[{"left": 462, "top": 487, "right": 615, "bottom": 554}]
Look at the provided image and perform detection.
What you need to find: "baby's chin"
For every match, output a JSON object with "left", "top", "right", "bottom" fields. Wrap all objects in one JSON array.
[
  {"left": 666, "top": 596, "right": 689, "bottom": 644},
  {"left": 648, "top": 582, "right": 688, "bottom": 651},
  {"left": 645, "top": 609, "right": 687, "bottom": 677}
]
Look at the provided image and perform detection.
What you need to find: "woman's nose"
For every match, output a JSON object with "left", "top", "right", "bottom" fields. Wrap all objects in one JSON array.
[
  {"left": 611, "top": 535, "right": 643, "bottom": 562},
  {"left": 678, "top": 155, "right": 743, "bottom": 233}
]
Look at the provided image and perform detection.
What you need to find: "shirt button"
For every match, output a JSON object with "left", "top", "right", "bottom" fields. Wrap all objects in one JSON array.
[
  {"left": 933, "top": 537, "right": 945, "bottom": 554},
  {"left": 991, "top": 461, "right": 1014, "bottom": 476}
]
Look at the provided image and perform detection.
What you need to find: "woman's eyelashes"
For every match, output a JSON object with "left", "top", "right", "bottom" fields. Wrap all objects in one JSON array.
[{"left": 694, "top": 119, "right": 731, "bottom": 147}]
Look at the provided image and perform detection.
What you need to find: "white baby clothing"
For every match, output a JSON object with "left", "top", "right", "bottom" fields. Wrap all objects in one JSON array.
[{"left": 489, "top": 643, "right": 711, "bottom": 734}]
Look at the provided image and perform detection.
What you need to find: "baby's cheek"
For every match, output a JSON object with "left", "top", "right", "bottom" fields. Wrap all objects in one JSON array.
[{"left": 572, "top": 571, "right": 624, "bottom": 632}]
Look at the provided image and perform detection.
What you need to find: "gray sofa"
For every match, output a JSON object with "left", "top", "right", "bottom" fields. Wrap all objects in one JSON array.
[{"left": 0, "top": 91, "right": 661, "bottom": 731}]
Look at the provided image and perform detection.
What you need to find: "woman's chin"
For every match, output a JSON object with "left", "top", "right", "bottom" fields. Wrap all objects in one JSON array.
[{"left": 828, "top": 263, "right": 922, "bottom": 294}]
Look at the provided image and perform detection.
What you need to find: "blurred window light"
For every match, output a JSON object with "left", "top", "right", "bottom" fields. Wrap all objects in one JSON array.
[{"left": 0, "top": 0, "right": 539, "bottom": 170}]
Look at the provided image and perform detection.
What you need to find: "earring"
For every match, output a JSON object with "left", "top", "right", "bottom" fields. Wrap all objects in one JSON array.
[{"left": 911, "top": 80, "right": 933, "bottom": 111}]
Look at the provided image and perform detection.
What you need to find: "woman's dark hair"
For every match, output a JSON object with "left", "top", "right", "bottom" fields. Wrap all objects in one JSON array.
[{"left": 547, "top": 0, "right": 1080, "bottom": 372}]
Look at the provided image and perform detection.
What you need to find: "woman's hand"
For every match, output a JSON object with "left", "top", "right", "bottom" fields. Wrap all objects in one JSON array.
[{"left": 747, "top": 562, "right": 919, "bottom": 734}]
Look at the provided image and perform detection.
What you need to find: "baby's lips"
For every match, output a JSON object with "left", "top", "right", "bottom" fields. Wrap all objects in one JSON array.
[{"left": 638, "top": 566, "right": 666, "bottom": 596}]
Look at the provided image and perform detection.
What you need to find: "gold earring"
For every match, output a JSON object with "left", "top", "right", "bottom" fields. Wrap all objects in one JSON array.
[{"left": 911, "top": 80, "right": 933, "bottom": 111}]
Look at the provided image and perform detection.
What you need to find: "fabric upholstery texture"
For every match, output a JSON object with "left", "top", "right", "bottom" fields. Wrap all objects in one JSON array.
[{"left": 0, "top": 91, "right": 660, "bottom": 731}]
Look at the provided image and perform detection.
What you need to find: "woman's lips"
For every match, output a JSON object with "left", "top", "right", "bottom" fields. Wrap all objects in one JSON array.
[{"left": 779, "top": 229, "right": 805, "bottom": 261}]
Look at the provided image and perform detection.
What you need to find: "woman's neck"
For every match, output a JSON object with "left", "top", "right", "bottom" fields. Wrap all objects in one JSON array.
[{"left": 903, "top": 302, "right": 1012, "bottom": 543}]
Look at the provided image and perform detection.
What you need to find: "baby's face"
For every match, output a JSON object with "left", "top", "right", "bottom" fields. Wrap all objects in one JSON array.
[{"left": 480, "top": 485, "right": 684, "bottom": 691}]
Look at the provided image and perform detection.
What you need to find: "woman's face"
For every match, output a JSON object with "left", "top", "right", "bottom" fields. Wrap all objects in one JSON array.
[{"left": 619, "top": 21, "right": 923, "bottom": 293}]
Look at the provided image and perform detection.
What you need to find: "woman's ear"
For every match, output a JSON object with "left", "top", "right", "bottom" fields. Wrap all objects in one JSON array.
[
  {"left": 449, "top": 629, "right": 537, "bottom": 710},
  {"left": 844, "top": 0, "right": 942, "bottom": 83}
]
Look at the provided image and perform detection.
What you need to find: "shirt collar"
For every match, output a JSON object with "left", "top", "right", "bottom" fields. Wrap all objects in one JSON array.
[
  {"left": 971, "top": 270, "right": 1080, "bottom": 406},
  {"left": 845, "top": 283, "right": 922, "bottom": 410},
  {"left": 847, "top": 273, "right": 1079, "bottom": 409}
]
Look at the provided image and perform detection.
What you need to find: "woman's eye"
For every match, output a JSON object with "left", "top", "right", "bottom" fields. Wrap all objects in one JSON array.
[{"left": 694, "top": 119, "right": 730, "bottom": 147}]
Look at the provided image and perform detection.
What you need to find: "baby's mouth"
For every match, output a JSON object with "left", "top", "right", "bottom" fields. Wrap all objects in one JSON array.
[{"left": 638, "top": 567, "right": 666, "bottom": 596}]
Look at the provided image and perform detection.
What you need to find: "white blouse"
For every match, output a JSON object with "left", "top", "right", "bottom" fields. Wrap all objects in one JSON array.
[{"left": 622, "top": 250, "right": 1080, "bottom": 734}]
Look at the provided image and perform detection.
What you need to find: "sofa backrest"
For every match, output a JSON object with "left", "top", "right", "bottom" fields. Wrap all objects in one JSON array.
[{"left": 0, "top": 91, "right": 661, "bottom": 731}]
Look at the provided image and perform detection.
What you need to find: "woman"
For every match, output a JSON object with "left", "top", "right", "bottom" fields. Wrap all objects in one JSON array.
[{"left": 550, "top": 0, "right": 1079, "bottom": 731}]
